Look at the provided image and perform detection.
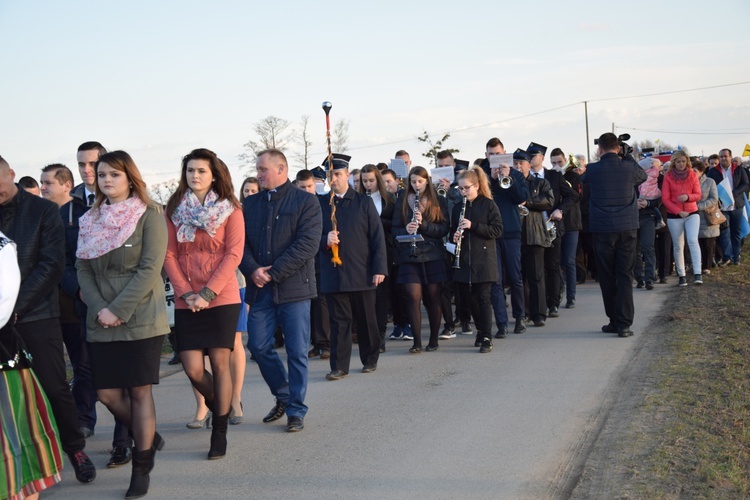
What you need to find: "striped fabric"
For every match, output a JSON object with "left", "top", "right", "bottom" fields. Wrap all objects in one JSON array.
[{"left": 1, "top": 368, "right": 63, "bottom": 500}]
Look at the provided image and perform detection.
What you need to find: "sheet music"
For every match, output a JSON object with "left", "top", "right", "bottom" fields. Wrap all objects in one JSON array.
[
  {"left": 389, "top": 159, "right": 409, "bottom": 179},
  {"left": 489, "top": 154, "right": 513, "bottom": 169},
  {"left": 429, "top": 166, "right": 454, "bottom": 184}
]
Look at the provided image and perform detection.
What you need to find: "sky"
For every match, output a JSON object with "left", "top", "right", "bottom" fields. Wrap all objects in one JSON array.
[{"left": 1, "top": 0, "right": 749, "bottom": 189}]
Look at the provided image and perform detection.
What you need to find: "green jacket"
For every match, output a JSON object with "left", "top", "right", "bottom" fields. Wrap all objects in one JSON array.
[{"left": 77, "top": 205, "right": 169, "bottom": 343}]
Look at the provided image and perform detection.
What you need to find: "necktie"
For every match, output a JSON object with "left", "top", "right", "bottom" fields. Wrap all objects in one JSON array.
[
  {"left": 88, "top": 194, "right": 95, "bottom": 206},
  {"left": 535, "top": 172, "right": 540, "bottom": 178},
  {"left": 267, "top": 189, "right": 277, "bottom": 201}
]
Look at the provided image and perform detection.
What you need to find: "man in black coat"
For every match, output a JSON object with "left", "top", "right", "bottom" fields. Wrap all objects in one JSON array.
[
  {"left": 319, "top": 154, "right": 387, "bottom": 380},
  {"left": 241, "top": 149, "right": 322, "bottom": 432},
  {"left": 581, "top": 133, "right": 647, "bottom": 337},
  {"left": 0, "top": 154, "right": 96, "bottom": 482},
  {"left": 527, "top": 143, "right": 578, "bottom": 318}
]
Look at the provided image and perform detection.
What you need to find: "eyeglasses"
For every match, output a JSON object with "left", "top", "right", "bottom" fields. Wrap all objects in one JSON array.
[{"left": 458, "top": 184, "right": 476, "bottom": 191}]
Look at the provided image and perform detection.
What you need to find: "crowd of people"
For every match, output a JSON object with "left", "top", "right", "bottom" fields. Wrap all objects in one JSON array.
[{"left": 0, "top": 133, "right": 747, "bottom": 499}]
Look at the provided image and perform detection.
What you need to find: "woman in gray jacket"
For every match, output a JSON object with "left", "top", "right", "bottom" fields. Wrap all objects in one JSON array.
[
  {"left": 694, "top": 160, "right": 719, "bottom": 275},
  {"left": 77, "top": 151, "right": 169, "bottom": 499}
]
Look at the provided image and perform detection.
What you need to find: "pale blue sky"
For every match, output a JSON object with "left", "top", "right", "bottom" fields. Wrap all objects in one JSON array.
[{"left": 1, "top": 0, "right": 749, "bottom": 186}]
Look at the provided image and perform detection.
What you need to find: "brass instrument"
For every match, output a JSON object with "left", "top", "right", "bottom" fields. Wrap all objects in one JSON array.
[
  {"left": 453, "top": 196, "right": 467, "bottom": 269},
  {"left": 437, "top": 186, "right": 447, "bottom": 197},
  {"left": 409, "top": 190, "right": 420, "bottom": 258},
  {"left": 518, "top": 205, "right": 529, "bottom": 217},
  {"left": 545, "top": 218, "right": 557, "bottom": 242},
  {"left": 563, "top": 153, "right": 581, "bottom": 174},
  {"left": 500, "top": 175, "right": 512, "bottom": 189}
]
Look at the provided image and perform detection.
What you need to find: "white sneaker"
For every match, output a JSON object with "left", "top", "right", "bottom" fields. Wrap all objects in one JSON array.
[{"left": 438, "top": 327, "right": 456, "bottom": 340}]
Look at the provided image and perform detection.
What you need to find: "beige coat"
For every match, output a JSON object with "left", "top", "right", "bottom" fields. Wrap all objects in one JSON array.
[{"left": 77, "top": 205, "right": 169, "bottom": 343}]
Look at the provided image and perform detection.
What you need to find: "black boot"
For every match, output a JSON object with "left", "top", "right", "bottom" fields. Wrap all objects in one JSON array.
[
  {"left": 125, "top": 447, "right": 155, "bottom": 499},
  {"left": 208, "top": 413, "right": 229, "bottom": 460}
]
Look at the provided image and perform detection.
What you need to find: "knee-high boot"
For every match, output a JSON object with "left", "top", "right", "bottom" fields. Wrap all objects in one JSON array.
[
  {"left": 125, "top": 447, "right": 155, "bottom": 499},
  {"left": 208, "top": 413, "right": 229, "bottom": 460}
]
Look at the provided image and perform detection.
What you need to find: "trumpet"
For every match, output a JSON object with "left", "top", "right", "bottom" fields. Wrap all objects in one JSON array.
[
  {"left": 500, "top": 175, "right": 512, "bottom": 189},
  {"left": 545, "top": 218, "right": 557, "bottom": 242},
  {"left": 518, "top": 205, "right": 529, "bottom": 217},
  {"left": 453, "top": 196, "right": 467, "bottom": 269},
  {"left": 409, "top": 190, "right": 420, "bottom": 259},
  {"left": 437, "top": 186, "right": 447, "bottom": 197}
]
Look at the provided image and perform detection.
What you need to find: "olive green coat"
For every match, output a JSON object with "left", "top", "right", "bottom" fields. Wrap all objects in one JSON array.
[{"left": 77, "top": 206, "right": 169, "bottom": 343}]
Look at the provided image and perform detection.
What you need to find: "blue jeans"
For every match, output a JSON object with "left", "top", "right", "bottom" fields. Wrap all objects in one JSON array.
[
  {"left": 561, "top": 230, "right": 580, "bottom": 299},
  {"left": 719, "top": 206, "right": 745, "bottom": 263},
  {"left": 247, "top": 287, "right": 311, "bottom": 418},
  {"left": 491, "top": 238, "right": 525, "bottom": 327}
]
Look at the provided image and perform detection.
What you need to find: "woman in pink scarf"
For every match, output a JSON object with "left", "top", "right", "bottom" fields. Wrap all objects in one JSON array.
[{"left": 76, "top": 151, "right": 169, "bottom": 498}]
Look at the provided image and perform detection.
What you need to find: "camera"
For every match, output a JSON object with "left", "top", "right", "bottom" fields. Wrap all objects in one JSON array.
[{"left": 594, "top": 133, "right": 633, "bottom": 160}]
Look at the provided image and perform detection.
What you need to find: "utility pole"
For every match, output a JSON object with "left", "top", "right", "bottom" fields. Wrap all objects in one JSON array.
[{"left": 584, "top": 101, "right": 590, "bottom": 163}]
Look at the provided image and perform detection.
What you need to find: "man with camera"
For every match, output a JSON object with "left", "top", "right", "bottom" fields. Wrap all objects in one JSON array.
[{"left": 581, "top": 133, "right": 646, "bottom": 338}]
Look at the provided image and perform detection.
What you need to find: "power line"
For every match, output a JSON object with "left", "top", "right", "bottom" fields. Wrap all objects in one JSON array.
[
  {"left": 616, "top": 126, "right": 750, "bottom": 136},
  {"left": 586, "top": 81, "right": 750, "bottom": 103}
]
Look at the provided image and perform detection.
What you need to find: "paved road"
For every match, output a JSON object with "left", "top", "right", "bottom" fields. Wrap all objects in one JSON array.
[{"left": 46, "top": 281, "right": 668, "bottom": 499}]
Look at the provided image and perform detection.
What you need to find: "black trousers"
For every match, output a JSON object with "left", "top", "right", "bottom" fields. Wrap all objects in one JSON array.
[
  {"left": 327, "top": 290, "right": 380, "bottom": 374},
  {"left": 440, "top": 279, "right": 456, "bottom": 328},
  {"left": 654, "top": 229, "right": 673, "bottom": 280},
  {"left": 456, "top": 282, "right": 492, "bottom": 339},
  {"left": 593, "top": 230, "right": 637, "bottom": 329},
  {"left": 388, "top": 264, "right": 409, "bottom": 327},
  {"left": 310, "top": 288, "right": 330, "bottom": 350},
  {"left": 543, "top": 235, "right": 562, "bottom": 308},
  {"left": 522, "top": 245, "right": 547, "bottom": 321},
  {"left": 17, "top": 318, "right": 85, "bottom": 454}
]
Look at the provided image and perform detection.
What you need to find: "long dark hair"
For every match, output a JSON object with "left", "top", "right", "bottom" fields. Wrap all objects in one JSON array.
[
  {"left": 359, "top": 164, "right": 393, "bottom": 204},
  {"left": 166, "top": 148, "right": 240, "bottom": 218},
  {"left": 239, "top": 176, "right": 260, "bottom": 201},
  {"left": 401, "top": 166, "right": 444, "bottom": 223}
]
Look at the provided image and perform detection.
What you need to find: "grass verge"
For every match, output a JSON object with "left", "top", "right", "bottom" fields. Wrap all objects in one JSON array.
[{"left": 621, "top": 264, "right": 750, "bottom": 498}]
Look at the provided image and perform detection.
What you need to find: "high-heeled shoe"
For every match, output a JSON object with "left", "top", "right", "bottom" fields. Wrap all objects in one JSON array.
[
  {"left": 186, "top": 411, "right": 212, "bottom": 430},
  {"left": 229, "top": 402, "right": 243, "bottom": 425},
  {"left": 208, "top": 413, "right": 229, "bottom": 460}
]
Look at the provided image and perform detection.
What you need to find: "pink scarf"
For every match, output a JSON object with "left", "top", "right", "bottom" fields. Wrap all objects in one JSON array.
[
  {"left": 77, "top": 197, "right": 147, "bottom": 259},
  {"left": 170, "top": 189, "right": 234, "bottom": 243}
]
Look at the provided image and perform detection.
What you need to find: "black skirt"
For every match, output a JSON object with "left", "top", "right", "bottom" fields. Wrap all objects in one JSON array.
[
  {"left": 175, "top": 303, "right": 240, "bottom": 351},
  {"left": 397, "top": 259, "right": 449, "bottom": 285},
  {"left": 88, "top": 335, "right": 165, "bottom": 389}
]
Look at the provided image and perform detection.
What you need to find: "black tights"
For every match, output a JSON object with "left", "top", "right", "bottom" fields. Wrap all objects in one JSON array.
[
  {"left": 403, "top": 282, "right": 443, "bottom": 348},
  {"left": 98, "top": 385, "right": 155, "bottom": 452},
  {"left": 181, "top": 347, "right": 232, "bottom": 417}
]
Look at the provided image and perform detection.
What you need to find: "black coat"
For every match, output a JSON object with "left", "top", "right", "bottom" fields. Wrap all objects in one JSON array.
[
  {"left": 60, "top": 185, "right": 90, "bottom": 309},
  {"left": 240, "top": 180, "right": 322, "bottom": 305},
  {"left": 522, "top": 175, "right": 555, "bottom": 247},
  {"left": 392, "top": 194, "right": 450, "bottom": 264},
  {"left": 562, "top": 170, "right": 583, "bottom": 232},
  {"left": 0, "top": 186, "right": 64, "bottom": 324},
  {"left": 319, "top": 188, "right": 388, "bottom": 293},
  {"left": 450, "top": 196, "right": 502, "bottom": 284},
  {"left": 531, "top": 168, "right": 578, "bottom": 237}
]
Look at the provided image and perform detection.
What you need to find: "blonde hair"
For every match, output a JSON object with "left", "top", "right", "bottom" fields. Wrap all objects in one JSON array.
[{"left": 456, "top": 166, "right": 491, "bottom": 199}]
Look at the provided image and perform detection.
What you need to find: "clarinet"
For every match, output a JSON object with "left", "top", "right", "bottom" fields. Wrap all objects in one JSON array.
[
  {"left": 453, "top": 196, "right": 467, "bottom": 269},
  {"left": 409, "top": 190, "right": 420, "bottom": 259}
]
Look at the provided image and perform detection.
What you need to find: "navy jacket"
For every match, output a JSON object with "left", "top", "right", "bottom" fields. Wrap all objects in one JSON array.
[
  {"left": 240, "top": 180, "right": 322, "bottom": 306},
  {"left": 60, "top": 184, "right": 90, "bottom": 302},
  {"left": 582, "top": 153, "right": 647, "bottom": 233},
  {"left": 481, "top": 159, "right": 529, "bottom": 240},
  {"left": 318, "top": 188, "right": 388, "bottom": 294}
]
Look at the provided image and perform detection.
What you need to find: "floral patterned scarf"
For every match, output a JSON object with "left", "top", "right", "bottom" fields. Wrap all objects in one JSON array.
[
  {"left": 77, "top": 197, "right": 147, "bottom": 259},
  {"left": 171, "top": 189, "right": 234, "bottom": 243}
]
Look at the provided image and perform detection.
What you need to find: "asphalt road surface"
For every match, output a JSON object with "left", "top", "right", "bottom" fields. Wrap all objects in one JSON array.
[{"left": 46, "top": 281, "right": 668, "bottom": 499}]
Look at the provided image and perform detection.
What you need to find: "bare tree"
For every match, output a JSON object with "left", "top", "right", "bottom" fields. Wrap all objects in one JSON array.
[
  {"left": 149, "top": 178, "right": 179, "bottom": 206},
  {"left": 417, "top": 130, "right": 459, "bottom": 166},
  {"left": 332, "top": 119, "right": 350, "bottom": 153},
  {"left": 239, "top": 115, "right": 292, "bottom": 167},
  {"left": 294, "top": 114, "right": 313, "bottom": 169}
]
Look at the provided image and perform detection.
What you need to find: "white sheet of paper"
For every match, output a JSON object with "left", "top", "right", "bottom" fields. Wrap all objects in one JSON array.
[
  {"left": 489, "top": 154, "right": 513, "bottom": 169},
  {"left": 429, "top": 166, "right": 454, "bottom": 184},
  {"left": 389, "top": 159, "right": 409, "bottom": 179}
]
